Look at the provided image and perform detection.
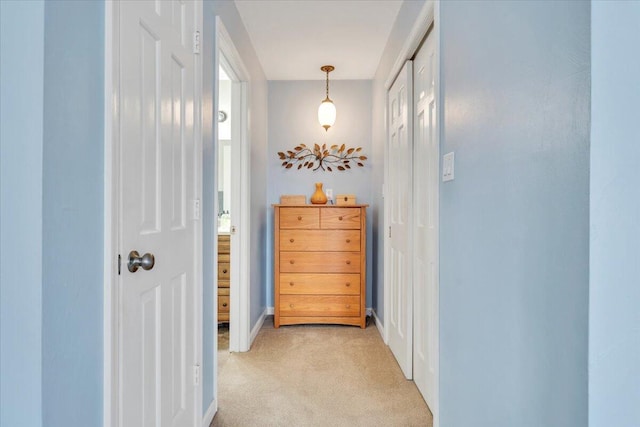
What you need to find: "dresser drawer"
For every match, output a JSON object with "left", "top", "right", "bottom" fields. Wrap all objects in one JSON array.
[
  {"left": 279, "top": 251, "right": 361, "bottom": 273},
  {"left": 218, "top": 253, "right": 230, "bottom": 263},
  {"left": 280, "top": 295, "right": 360, "bottom": 317},
  {"left": 321, "top": 208, "right": 361, "bottom": 229},
  {"left": 218, "top": 235, "right": 230, "bottom": 253},
  {"left": 280, "top": 273, "right": 360, "bottom": 295},
  {"left": 280, "top": 230, "right": 360, "bottom": 252},
  {"left": 218, "top": 263, "right": 230, "bottom": 280},
  {"left": 280, "top": 208, "right": 320, "bottom": 229}
]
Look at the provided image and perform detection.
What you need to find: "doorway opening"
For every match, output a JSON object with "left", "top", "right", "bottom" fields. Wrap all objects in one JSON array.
[{"left": 211, "top": 16, "right": 252, "bottom": 420}]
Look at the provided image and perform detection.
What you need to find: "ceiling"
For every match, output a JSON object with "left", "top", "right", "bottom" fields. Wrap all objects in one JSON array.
[{"left": 234, "top": 0, "right": 404, "bottom": 80}]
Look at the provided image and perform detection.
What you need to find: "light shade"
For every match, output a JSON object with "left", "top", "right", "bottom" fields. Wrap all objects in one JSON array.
[{"left": 318, "top": 98, "right": 336, "bottom": 131}]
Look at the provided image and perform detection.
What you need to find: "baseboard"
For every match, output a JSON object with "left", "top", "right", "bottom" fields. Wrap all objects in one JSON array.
[
  {"left": 266, "top": 306, "right": 274, "bottom": 315},
  {"left": 202, "top": 399, "right": 217, "bottom": 427},
  {"left": 372, "top": 310, "right": 385, "bottom": 343},
  {"left": 250, "top": 308, "right": 268, "bottom": 346}
]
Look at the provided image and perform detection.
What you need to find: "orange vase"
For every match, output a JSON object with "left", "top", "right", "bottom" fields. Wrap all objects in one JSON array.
[{"left": 310, "top": 182, "right": 328, "bottom": 204}]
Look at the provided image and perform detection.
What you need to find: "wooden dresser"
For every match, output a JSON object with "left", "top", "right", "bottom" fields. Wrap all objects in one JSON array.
[
  {"left": 218, "top": 234, "right": 230, "bottom": 322},
  {"left": 273, "top": 205, "right": 367, "bottom": 328}
]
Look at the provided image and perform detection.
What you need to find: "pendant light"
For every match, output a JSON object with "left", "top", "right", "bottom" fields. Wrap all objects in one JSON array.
[{"left": 318, "top": 65, "right": 336, "bottom": 131}]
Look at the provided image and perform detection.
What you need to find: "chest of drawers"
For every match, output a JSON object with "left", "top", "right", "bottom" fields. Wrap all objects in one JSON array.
[
  {"left": 218, "top": 234, "right": 230, "bottom": 323},
  {"left": 273, "top": 205, "right": 367, "bottom": 328}
]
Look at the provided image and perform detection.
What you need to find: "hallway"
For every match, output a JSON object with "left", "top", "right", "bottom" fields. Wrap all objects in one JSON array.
[{"left": 212, "top": 318, "right": 432, "bottom": 426}]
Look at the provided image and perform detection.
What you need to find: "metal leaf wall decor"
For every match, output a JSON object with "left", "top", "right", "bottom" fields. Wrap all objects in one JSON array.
[{"left": 277, "top": 143, "right": 367, "bottom": 172}]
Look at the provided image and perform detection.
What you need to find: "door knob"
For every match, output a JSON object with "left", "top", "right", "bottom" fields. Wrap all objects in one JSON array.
[{"left": 128, "top": 250, "right": 155, "bottom": 273}]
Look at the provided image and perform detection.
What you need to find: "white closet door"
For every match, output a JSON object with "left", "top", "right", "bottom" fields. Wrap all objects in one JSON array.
[
  {"left": 386, "top": 61, "right": 413, "bottom": 379},
  {"left": 413, "top": 28, "right": 439, "bottom": 415}
]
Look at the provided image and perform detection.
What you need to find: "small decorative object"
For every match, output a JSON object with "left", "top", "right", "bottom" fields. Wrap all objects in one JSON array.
[
  {"left": 278, "top": 143, "right": 367, "bottom": 172},
  {"left": 280, "top": 195, "right": 306, "bottom": 205},
  {"left": 310, "top": 183, "right": 328, "bottom": 204},
  {"left": 336, "top": 194, "right": 356, "bottom": 205},
  {"left": 318, "top": 65, "right": 336, "bottom": 131}
]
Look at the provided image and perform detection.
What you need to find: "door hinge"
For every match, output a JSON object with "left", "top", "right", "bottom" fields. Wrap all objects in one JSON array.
[
  {"left": 193, "top": 365, "right": 200, "bottom": 386},
  {"left": 118, "top": 254, "right": 121, "bottom": 275},
  {"left": 193, "top": 31, "right": 201, "bottom": 55},
  {"left": 192, "top": 199, "right": 201, "bottom": 220},
  {"left": 388, "top": 226, "right": 391, "bottom": 238}
]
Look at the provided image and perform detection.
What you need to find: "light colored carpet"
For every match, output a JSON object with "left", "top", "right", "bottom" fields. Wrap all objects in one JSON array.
[{"left": 212, "top": 317, "right": 432, "bottom": 427}]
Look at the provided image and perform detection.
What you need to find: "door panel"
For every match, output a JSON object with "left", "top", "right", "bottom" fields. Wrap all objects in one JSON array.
[
  {"left": 387, "top": 61, "right": 413, "bottom": 379},
  {"left": 413, "top": 29, "right": 439, "bottom": 414},
  {"left": 120, "top": 1, "right": 198, "bottom": 426}
]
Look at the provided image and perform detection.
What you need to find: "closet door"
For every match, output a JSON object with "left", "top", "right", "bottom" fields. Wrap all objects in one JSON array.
[
  {"left": 386, "top": 61, "right": 413, "bottom": 379},
  {"left": 413, "top": 28, "right": 439, "bottom": 414}
]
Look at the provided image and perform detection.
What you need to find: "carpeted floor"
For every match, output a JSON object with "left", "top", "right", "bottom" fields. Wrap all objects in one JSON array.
[{"left": 212, "top": 316, "right": 432, "bottom": 427}]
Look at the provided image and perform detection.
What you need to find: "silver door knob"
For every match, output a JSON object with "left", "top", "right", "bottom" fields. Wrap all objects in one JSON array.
[{"left": 128, "top": 250, "right": 155, "bottom": 273}]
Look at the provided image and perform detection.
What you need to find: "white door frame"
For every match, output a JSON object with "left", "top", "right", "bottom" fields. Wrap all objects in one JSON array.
[
  {"left": 383, "top": 1, "right": 439, "bottom": 426},
  {"left": 103, "top": 1, "right": 204, "bottom": 425},
  {"left": 214, "top": 17, "right": 251, "bottom": 354}
]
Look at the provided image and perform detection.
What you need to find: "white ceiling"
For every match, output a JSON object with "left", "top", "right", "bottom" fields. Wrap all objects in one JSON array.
[{"left": 234, "top": 0, "right": 403, "bottom": 80}]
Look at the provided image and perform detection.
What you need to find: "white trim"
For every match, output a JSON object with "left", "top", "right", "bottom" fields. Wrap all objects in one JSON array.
[
  {"left": 384, "top": 1, "right": 435, "bottom": 90},
  {"left": 215, "top": 17, "right": 252, "bottom": 355},
  {"left": 372, "top": 310, "right": 385, "bottom": 342},
  {"left": 104, "top": 1, "right": 120, "bottom": 425},
  {"left": 249, "top": 308, "right": 268, "bottom": 346},
  {"left": 202, "top": 399, "right": 217, "bottom": 427}
]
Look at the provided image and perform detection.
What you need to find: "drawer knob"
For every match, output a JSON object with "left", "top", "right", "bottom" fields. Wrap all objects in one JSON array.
[
  {"left": 290, "top": 238, "right": 294, "bottom": 243},
  {"left": 290, "top": 304, "right": 294, "bottom": 308},
  {"left": 289, "top": 282, "right": 294, "bottom": 286},
  {"left": 346, "top": 260, "right": 351, "bottom": 265},
  {"left": 346, "top": 305, "right": 351, "bottom": 309},
  {"left": 223, "top": 269, "right": 228, "bottom": 274},
  {"left": 339, "top": 216, "right": 343, "bottom": 220},
  {"left": 222, "top": 303, "right": 228, "bottom": 307},
  {"left": 297, "top": 216, "right": 302, "bottom": 220},
  {"left": 290, "top": 260, "right": 295, "bottom": 264},
  {"left": 346, "top": 283, "right": 351, "bottom": 287},
  {"left": 346, "top": 239, "right": 351, "bottom": 243}
]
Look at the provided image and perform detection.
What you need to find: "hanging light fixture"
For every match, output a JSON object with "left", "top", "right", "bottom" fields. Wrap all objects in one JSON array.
[{"left": 318, "top": 65, "right": 336, "bottom": 131}]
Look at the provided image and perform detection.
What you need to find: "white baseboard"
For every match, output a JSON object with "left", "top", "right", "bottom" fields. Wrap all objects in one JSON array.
[
  {"left": 250, "top": 308, "right": 268, "bottom": 346},
  {"left": 202, "top": 399, "right": 217, "bottom": 427},
  {"left": 266, "top": 306, "right": 274, "bottom": 315},
  {"left": 372, "top": 310, "right": 386, "bottom": 343}
]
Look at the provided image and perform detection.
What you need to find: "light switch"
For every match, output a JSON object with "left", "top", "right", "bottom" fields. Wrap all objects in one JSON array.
[{"left": 443, "top": 152, "right": 455, "bottom": 182}]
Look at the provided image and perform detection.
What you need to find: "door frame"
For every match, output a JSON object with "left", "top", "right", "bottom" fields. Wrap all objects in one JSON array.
[
  {"left": 103, "top": 1, "right": 204, "bottom": 425},
  {"left": 214, "top": 17, "right": 251, "bottom": 354},
  {"left": 383, "top": 1, "right": 439, "bottom": 426}
]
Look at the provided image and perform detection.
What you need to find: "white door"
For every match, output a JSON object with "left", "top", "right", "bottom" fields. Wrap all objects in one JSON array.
[
  {"left": 413, "top": 29, "right": 439, "bottom": 413},
  {"left": 119, "top": 1, "right": 199, "bottom": 426},
  {"left": 387, "top": 61, "right": 413, "bottom": 379}
]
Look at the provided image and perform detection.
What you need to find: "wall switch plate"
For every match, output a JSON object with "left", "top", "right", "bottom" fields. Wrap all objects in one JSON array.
[
  {"left": 326, "top": 188, "right": 333, "bottom": 201},
  {"left": 443, "top": 152, "right": 455, "bottom": 182}
]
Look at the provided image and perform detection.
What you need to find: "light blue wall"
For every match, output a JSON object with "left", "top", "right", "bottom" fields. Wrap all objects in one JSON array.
[
  {"left": 203, "top": 0, "right": 268, "bottom": 413},
  {"left": 0, "top": 2, "right": 45, "bottom": 426},
  {"left": 370, "top": 0, "right": 427, "bottom": 323},
  {"left": 589, "top": 2, "right": 640, "bottom": 426},
  {"left": 41, "top": 1, "right": 104, "bottom": 426},
  {"left": 439, "top": 1, "right": 590, "bottom": 426},
  {"left": 266, "top": 80, "right": 374, "bottom": 308}
]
